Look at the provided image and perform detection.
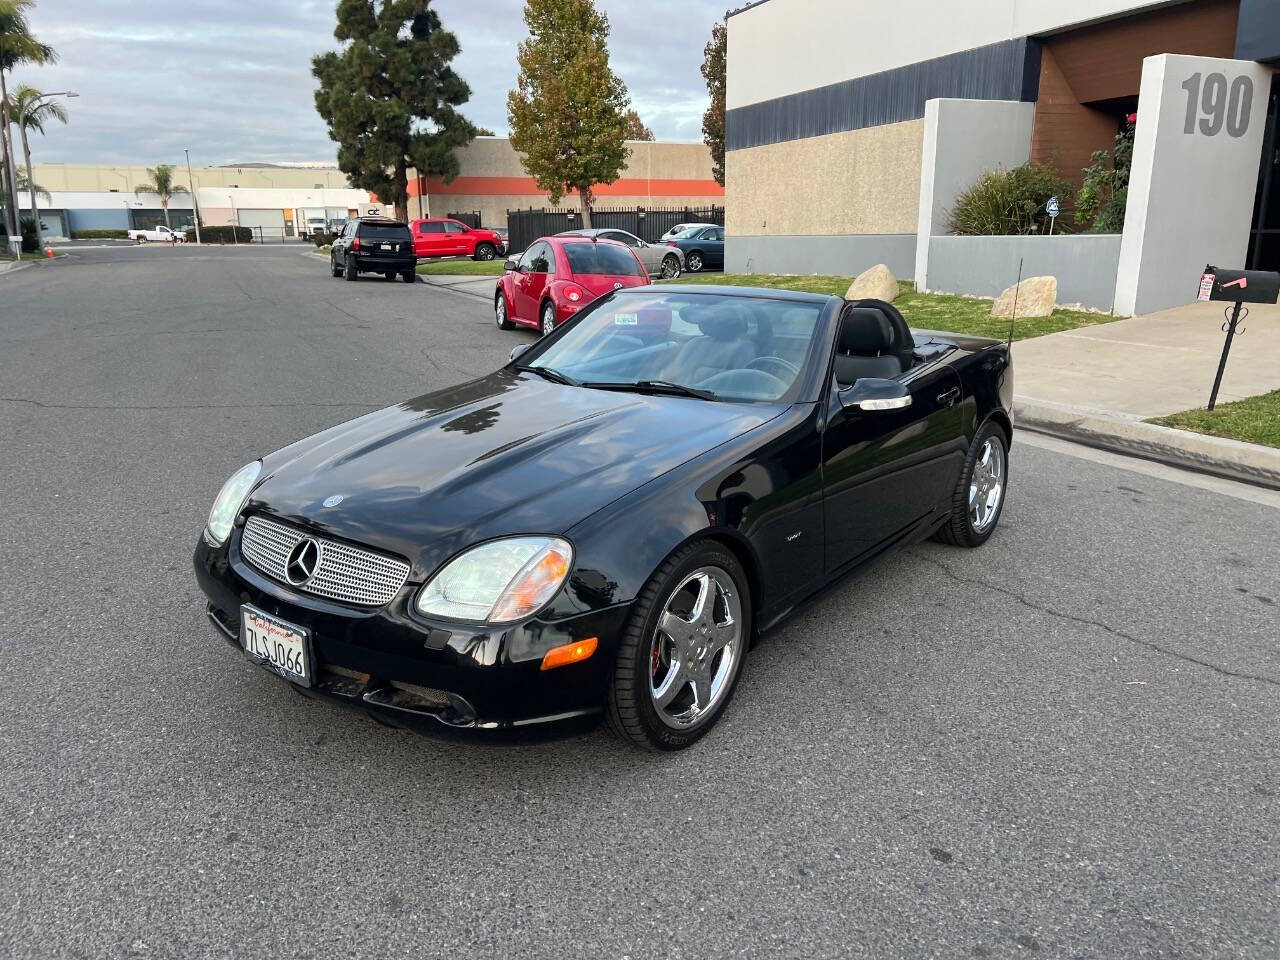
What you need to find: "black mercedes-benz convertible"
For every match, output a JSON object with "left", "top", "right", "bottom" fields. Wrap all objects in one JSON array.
[{"left": 194, "top": 286, "right": 1012, "bottom": 750}]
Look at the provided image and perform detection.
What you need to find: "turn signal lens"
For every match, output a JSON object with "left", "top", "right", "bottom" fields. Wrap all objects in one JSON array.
[
  {"left": 489, "top": 545, "right": 572, "bottom": 622},
  {"left": 541, "top": 637, "right": 598, "bottom": 671}
]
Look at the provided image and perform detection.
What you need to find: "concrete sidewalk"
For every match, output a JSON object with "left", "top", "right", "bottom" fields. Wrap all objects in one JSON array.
[
  {"left": 1013, "top": 300, "right": 1280, "bottom": 487},
  {"left": 419, "top": 273, "right": 497, "bottom": 298}
]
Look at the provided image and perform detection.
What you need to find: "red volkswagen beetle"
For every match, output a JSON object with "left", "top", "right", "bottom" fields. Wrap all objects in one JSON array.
[{"left": 495, "top": 235, "right": 650, "bottom": 335}]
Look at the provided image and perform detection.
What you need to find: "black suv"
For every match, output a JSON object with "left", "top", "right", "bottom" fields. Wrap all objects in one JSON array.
[{"left": 330, "top": 217, "right": 416, "bottom": 282}]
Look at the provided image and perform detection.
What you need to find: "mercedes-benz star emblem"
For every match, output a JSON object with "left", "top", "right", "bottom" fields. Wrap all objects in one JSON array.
[{"left": 285, "top": 538, "right": 321, "bottom": 586}]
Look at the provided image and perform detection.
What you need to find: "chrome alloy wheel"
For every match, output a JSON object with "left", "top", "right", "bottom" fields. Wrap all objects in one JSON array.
[
  {"left": 969, "top": 436, "right": 1005, "bottom": 533},
  {"left": 648, "top": 566, "right": 743, "bottom": 729},
  {"left": 495, "top": 295, "right": 507, "bottom": 327},
  {"left": 541, "top": 303, "right": 556, "bottom": 336}
]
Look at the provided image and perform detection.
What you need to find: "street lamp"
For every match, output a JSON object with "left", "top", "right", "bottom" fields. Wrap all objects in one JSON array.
[
  {"left": 185, "top": 148, "right": 201, "bottom": 244},
  {"left": 23, "top": 92, "right": 78, "bottom": 250}
]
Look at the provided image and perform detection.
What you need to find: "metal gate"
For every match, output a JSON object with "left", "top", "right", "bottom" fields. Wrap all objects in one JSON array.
[{"left": 505, "top": 205, "right": 724, "bottom": 254}]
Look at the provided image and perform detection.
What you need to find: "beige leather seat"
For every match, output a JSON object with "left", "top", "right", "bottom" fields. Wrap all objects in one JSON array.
[{"left": 662, "top": 306, "right": 755, "bottom": 385}]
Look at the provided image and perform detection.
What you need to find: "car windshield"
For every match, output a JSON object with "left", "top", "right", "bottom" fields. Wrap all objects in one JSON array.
[
  {"left": 360, "top": 223, "right": 411, "bottom": 240},
  {"left": 519, "top": 291, "right": 823, "bottom": 402},
  {"left": 562, "top": 242, "right": 647, "bottom": 277},
  {"left": 671, "top": 226, "right": 710, "bottom": 239}
]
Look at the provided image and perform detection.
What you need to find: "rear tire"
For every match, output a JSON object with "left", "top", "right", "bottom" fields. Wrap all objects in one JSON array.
[
  {"left": 607, "top": 541, "right": 751, "bottom": 751},
  {"left": 495, "top": 292, "right": 515, "bottom": 330},
  {"left": 660, "top": 254, "right": 681, "bottom": 280},
  {"left": 686, "top": 251, "right": 704, "bottom": 273},
  {"left": 344, "top": 256, "right": 358, "bottom": 281},
  {"left": 402, "top": 269, "right": 416, "bottom": 283},
  {"left": 474, "top": 242, "right": 496, "bottom": 262},
  {"left": 540, "top": 301, "right": 556, "bottom": 336},
  {"left": 933, "top": 420, "right": 1009, "bottom": 548}
]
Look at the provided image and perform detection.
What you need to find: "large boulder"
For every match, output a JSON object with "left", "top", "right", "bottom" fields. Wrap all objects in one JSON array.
[
  {"left": 991, "top": 275, "right": 1057, "bottom": 318},
  {"left": 844, "top": 263, "right": 899, "bottom": 302}
]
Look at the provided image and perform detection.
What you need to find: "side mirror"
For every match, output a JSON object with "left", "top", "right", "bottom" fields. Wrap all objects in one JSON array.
[
  {"left": 838, "top": 378, "right": 912, "bottom": 412},
  {"left": 509, "top": 343, "right": 531, "bottom": 362},
  {"left": 503, "top": 257, "right": 518, "bottom": 273}
]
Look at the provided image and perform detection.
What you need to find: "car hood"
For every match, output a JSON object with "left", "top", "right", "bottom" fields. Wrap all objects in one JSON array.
[{"left": 246, "top": 370, "right": 780, "bottom": 578}]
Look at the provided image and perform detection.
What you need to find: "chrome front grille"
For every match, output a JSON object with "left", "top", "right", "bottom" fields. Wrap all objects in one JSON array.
[{"left": 239, "top": 514, "right": 411, "bottom": 607}]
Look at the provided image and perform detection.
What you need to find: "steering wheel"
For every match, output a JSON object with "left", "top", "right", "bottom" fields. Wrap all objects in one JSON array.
[{"left": 746, "top": 356, "right": 800, "bottom": 381}]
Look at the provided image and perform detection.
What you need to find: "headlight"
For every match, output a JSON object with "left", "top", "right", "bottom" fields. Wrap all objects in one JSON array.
[
  {"left": 416, "top": 537, "right": 573, "bottom": 623},
  {"left": 205, "top": 460, "right": 262, "bottom": 545}
]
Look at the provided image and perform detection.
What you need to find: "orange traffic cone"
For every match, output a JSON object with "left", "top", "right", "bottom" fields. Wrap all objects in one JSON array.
[{"left": 43, "top": 244, "right": 53, "bottom": 259}]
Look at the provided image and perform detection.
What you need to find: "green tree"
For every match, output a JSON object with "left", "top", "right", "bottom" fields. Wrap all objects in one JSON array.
[
  {"left": 0, "top": 0, "right": 55, "bottom": 241},
  {"left": 11, "top": 85, "right": 68, "bottom": 248},
  {"left": 312, "top": 0, "right": 478, "bottom": 222},
  {"left": 134, "top": 164, "right": 189, "bottom": 229},
  {"left": 507, "top": 0, "right": 630, "bottom": 228},
  {"left": 700, "top": 13, "right": 727, "bottom": 187},
  {"left": 623, "top": 109, "right": 653, "bottom": 141},
  {"left": 1075, "top": 115, "right": 1135, "bottom": 233}
]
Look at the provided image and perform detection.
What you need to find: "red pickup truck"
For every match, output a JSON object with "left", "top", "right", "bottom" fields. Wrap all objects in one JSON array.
[{"left": 409, "top": 218, "right": 505, "bottom": 261}]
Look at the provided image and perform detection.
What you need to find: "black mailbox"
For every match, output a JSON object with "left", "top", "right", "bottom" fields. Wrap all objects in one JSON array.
[
  {"left": 1199, "top": 265, "right": 1280, "bottom": 304},
  {"left": 1197, "top": 264, "right": 1279, "bottom": 409}
]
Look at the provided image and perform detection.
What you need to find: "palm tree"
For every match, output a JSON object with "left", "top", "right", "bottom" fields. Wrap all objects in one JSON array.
[
  {"left": 0, "top": 0, "right": 55, "bottom": 241},
  {"left": 134, "top": 164, "right": 189, "bottom": 229},
  {"left": 11, "top": 84, "right": 67, "bottom": 247}
]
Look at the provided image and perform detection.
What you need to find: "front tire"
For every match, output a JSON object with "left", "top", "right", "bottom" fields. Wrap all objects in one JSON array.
[
  {"left": 686, "top": 251, "right": 704, "bottom": 273},
  {"left": 495, "top": 292, "right": 515, "bottom": 330},
  {"left": 660, "top": 254, "right": 681, "bottom": 280},
  {"left": 540, "top": 301, "right": 556, "bottom": 336},
  {"left": 474, "top": 242, "right": 496, "bottom": 262},
  {"left": 330, "top": 257, "right": 342, "bottom": 277},
  {"left": 933, "top": 420, "right": 1009, "bottom": 548},
  {"left": 607, "top": 541, "right": 751, "bottom": 751}
]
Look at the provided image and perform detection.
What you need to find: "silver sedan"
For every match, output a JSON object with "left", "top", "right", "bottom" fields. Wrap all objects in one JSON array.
[{"left": 557, "top": 228, "right": 684, "bottom": 279}]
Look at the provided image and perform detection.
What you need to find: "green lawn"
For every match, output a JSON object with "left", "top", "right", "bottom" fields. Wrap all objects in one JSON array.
[
  {"left": 1149, "top": 390, "right": 1280, "bottom": 449},
  {"left": 665, "top": 274, "right": 1119, "bottom": 341},
  {"left": 417, "top": 258, "right": 506, "bottom": 276}
]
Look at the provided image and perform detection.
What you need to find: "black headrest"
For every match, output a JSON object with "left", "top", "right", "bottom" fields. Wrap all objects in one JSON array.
[
  {"left": 839, "top": 308, "right": 894, "bottom": 354},
  {"left": 698, "top": 306, "right": 748, "bottom": 341},
  {"left": 846, "top": 299, "right": 914, "bottom": 365}
]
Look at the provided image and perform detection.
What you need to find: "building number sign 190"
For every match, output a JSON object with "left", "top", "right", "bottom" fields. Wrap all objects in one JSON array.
[{"left": 1181, "top": 72, "right": 1252, "bottom": 138}]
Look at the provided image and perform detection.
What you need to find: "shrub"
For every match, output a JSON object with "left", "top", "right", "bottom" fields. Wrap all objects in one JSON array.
[
  {"left": 312, "top": 231, "right": 336, "bottom": 247},
  {"left": 198, "top": 225, "right": 254, "bottom": 244},
  {"left": 71, "top": 228, "right": 130, "bottom": 240},
  {"left": 948, "top": 163, "right": 1075, "bottom": 236},
  {"left": 19, "top": 218, "right": 38, "bottom": 253},
  {"left": 1076, "top": 115, "right": 1134, "bottom": 233}
]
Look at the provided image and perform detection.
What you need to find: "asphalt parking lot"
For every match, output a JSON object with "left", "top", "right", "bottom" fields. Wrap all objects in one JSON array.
[{"left": 2, "top": 244, "right": 1277, "bottom": 959}]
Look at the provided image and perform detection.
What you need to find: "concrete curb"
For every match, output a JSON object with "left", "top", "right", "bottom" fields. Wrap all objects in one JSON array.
[
  {"left": 419, "top": 276, "right": 490, "bottom": 299},
  {"left": 0, "top": 259, "right": 35, "bottom": 278},
  {"left": 1014, "top": 397, "right": 1280, "bottom": 490}
]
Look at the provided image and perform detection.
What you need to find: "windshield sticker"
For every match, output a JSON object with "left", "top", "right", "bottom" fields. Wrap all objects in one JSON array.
[{"left": 614, "top": 313, "right": 638, "bottom": 326}]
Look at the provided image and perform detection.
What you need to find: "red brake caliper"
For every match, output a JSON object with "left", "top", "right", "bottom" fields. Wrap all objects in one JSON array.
[{"left": 651, "top": 639, "right": 661, "bottom": 679}]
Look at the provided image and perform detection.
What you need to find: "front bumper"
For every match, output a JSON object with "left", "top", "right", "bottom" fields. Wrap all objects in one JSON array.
[{"left": 194, "top": 533, "right": 632, "bottom": 738}]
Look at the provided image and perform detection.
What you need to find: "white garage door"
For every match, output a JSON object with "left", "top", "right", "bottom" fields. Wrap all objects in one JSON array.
[{"left": 236, "top": 208, "right": 286, "bottom": 241}]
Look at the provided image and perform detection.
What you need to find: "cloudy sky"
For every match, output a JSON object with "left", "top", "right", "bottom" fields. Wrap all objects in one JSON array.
[{"left": 19, "top": 0, "right": 727, "bottom": 166}]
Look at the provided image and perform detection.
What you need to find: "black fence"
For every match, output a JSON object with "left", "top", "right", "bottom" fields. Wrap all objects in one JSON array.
[
  {"left": 505, "top": 205, "right": 725, "bottom": 255},
  {"left": 447, "top": 210, "right": 483, "bottom": 228}
]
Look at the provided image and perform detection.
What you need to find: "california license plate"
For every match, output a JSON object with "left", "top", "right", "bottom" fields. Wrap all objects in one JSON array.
[
  {"left": 240, "top": 605, "right": 312, "bottom": 687},
  {"left": 381, "top": 243, "right": 392, "bottom": 250}
]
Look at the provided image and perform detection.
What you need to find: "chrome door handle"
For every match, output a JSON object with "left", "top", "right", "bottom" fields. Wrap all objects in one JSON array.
[{"left": 937, "top": 387, "right": 960, "bottom": 406}]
